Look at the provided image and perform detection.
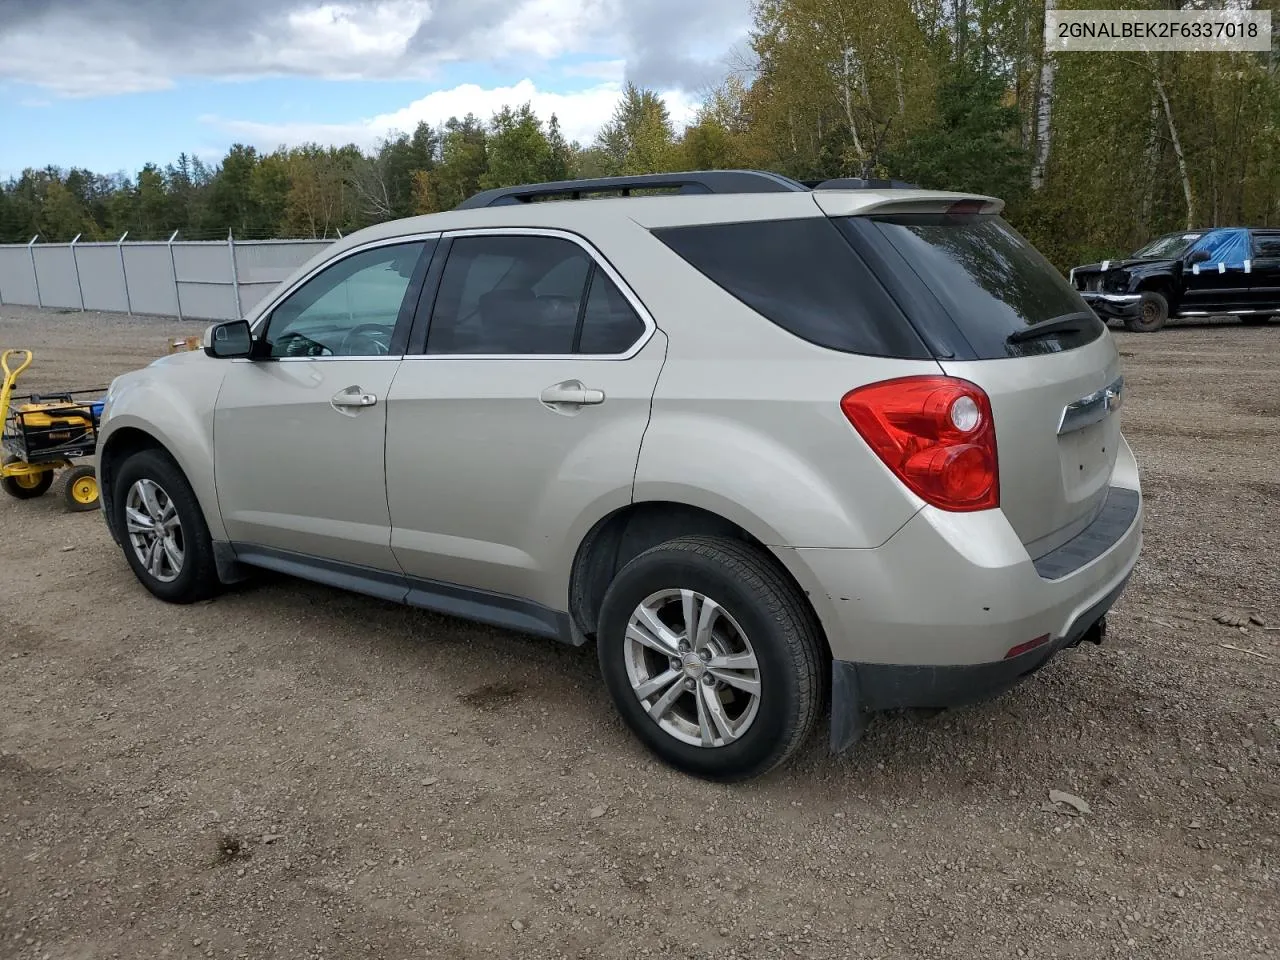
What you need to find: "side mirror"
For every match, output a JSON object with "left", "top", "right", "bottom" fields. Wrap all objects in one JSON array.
[
  {"left": 1187, "top": 250, "right": 1211, "bottom": 264},
  {"left": 202, "top": 319, "right": 254, "bottom": 359}
]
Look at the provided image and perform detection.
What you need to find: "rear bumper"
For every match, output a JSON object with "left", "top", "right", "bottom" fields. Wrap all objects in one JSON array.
[
  {"left": 770, "top": 441, "right": 1143, "bottom": 750},
  {"left": 778, "top": 483, "right": 1143, "bottom": 667},
  {"left": 835, "top": 570, "right": 1124, "bottom": 704},
  {"left": 1079, "top": 291, "right": 1142, "bottom": 320},
  {"left": 828, "top": 577, "right": 1125, "bottom": 750}
]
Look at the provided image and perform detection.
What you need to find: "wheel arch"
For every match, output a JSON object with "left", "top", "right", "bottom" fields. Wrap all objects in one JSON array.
[
  {"left": 98, "top": 418, "right": 226, "bottom": 546},
  {"left": 100, "top": 425, "right": 244, "bottom": 586},
  {"left": 98, "top": 426, "right": 168, "bottom": 541},
  {"left": 1136, "top": 274, "right": 1177, "bottom": 309},
  {"left": 567, "top": 500, "right": 834, "bottom": 660}
]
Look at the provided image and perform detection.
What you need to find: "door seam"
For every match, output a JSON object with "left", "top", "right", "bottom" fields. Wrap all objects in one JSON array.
[
  {"left": 382, "top": 358, "right": 409, "bottom": 576},
  {"left": 629, "top": 328, "right": 670, "bottom": 502}
]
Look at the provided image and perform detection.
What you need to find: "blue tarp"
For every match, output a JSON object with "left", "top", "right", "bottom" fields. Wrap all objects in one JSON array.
[{"left": 1190, "top": 228, "right": 1250, "bottom": 268}]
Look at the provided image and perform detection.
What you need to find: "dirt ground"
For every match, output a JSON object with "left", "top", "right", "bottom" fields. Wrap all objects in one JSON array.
[{"left": 1, "top": 305, "right": 1277, "bottom": 960}]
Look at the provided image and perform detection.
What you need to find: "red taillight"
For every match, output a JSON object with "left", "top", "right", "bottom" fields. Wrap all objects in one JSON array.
[{"left": 840, "top": 376, "right": 999, "bottom": 512}]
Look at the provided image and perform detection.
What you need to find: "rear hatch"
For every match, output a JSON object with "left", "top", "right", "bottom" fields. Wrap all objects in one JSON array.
[{"left": 825, "top": 197, "right": 1123, "bottom": 553}]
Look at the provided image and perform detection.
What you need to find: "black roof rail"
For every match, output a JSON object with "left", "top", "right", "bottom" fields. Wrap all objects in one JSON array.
[{"left": 455, "top": 170, "right": 810, "bottom": 210}]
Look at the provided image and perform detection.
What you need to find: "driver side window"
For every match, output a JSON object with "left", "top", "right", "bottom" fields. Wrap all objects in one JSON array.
[{"left": 264, "top": 240, "right": 430, "bottom": 358}]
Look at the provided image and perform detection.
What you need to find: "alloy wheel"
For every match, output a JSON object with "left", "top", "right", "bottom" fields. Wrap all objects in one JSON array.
[
  {"left": 623, "top": 588, "right": 762, "bottom": 748},
  {"left": 125, "top": 478, "right": 185, "bottom": 583}
]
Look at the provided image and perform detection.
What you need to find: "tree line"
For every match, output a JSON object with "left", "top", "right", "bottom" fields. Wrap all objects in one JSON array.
[{"left": 2, "top": 0, "right": 1277, "bottom": 270}]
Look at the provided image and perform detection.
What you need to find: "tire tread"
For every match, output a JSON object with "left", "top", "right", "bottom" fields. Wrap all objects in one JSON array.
[
  {"left": 600, "top": 535, "right": 826, "bottom": 780},
  {"left": 115, "top": 449, "right": 218, "bottom": 604}
]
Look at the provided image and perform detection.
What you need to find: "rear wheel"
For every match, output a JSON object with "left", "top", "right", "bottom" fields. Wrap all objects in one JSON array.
[
  {"left": 1125, "top": 291, "right": 1169, "bottom": 333},
  {"left": 1, "top": 457, "right": 54, "bottom": 500},
  {"left": 61, "top": 464, "right": 100, "bottom": 512},
  {"left": 596, "top": 536, "right": 825, "bottom": 781},
  {"left": 1241, "top": 315, "right": 1273, "bottom": 327},
  {"left": 113, "top": 449, "right": 217, "bottom": 603}
]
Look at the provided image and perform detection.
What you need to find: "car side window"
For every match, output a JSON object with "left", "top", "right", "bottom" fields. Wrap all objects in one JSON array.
[
  {"left": 1252, "top": 233, "right": 1280, "bottom": 258},
  {"left": 577, "top": 269, "right": 647, "bottom": 354},
  {"left": 264, "top": 241, "right": 428, "bottom": 358},
  {"left": 1189, "top": 229, "right": 1248, "bottom": 268},
  {"left": 426, "top": 236, "right": 591, "bottom": 355}
]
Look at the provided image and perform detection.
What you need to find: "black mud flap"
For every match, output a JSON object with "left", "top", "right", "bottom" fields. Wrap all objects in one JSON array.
[{"left": 829, "top": 660, "right": 870, "bottom": 753}]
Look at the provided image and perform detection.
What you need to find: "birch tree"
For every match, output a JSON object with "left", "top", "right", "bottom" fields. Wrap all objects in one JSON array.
[{"left": 1030, "top": 0, "right": 1054, "bottom": 189}]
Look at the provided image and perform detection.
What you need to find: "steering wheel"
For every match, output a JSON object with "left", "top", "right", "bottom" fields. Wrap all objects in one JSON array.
[
  {"left": 273, "top": 330, "right": 332, "bottom": 357},
  {"left": 339, "top": 323, "right": 392, "bottom": 356}
]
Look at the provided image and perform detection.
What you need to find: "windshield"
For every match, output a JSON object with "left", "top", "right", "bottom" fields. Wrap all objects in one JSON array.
[{"left": 1132, "top": 232, "right": 1202, "bottom": 259}]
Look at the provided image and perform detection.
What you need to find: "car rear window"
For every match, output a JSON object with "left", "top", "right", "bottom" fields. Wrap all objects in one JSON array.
[
  {"left": 836, "top": 213, "right": 1103, "bottom": 359},
  {"left": 650, "top": 218, "right": 931, "bottom": 359}
]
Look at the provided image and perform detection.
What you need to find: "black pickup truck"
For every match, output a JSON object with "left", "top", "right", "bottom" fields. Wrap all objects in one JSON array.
[{"left": 1070, "top": 227, "right": 1280, "bottom": 332}]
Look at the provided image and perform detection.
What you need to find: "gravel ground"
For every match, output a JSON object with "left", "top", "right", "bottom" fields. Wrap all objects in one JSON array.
[{"left": 1, "top": 305, "right": 1277, "bottom": 960}]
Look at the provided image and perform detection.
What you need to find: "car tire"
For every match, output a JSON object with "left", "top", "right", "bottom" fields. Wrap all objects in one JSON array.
[
  {"left": 596, "top": 535, "right": 826, "bottom": 782},
  {"left": 1125, "top": 291, "right": 1169, "bottom": 333},
  {"left": 1, "top": 457, "right": 54, "bottom": 500},
  {"left": 113, "top": 448, "right": 218, "bottom": 604},
  {"left": 1240, "top": 315, "right": 1273, "bottom": 326}
]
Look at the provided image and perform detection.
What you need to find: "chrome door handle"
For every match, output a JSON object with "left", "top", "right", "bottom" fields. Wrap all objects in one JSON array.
[
  {"left": 331, "top": 387, "right": 377, "bottom": 408},
  {"left": 540, "top": 380, "right": 605, "bottom": 406}
]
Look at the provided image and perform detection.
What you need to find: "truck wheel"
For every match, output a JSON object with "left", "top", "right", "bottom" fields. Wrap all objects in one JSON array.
[
  {"left": 596, "top": 536, "right": 826, "bottom": 782},
  {"left": 1125, "top": 292, "right": 1169, "bottom": 333}
]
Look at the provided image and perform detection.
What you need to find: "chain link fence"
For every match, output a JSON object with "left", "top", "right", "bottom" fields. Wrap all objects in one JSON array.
[{"left": 0, "top": 235, "right": 335, "bottom": 321}]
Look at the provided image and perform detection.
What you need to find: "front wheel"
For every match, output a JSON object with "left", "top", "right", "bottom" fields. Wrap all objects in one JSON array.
[
  {"left": 112, "top": 449, "right": 218, "bottom": 603},
  {"left": 1125, "top": 291, "right": 1169, "bottom": 333},
  {"left": 596, "top": 536, "right": 826, "bottom": 781}
]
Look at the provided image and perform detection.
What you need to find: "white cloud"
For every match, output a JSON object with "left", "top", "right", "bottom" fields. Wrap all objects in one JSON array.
[
  {"left": 488, "top": 0, "right": 605, "bottom": 59},
  {"left": 0, "top": 0, "right": 752, "bottom": 98},
  {"left": 0, "top": 1, "right": 439, "bottom": 96},
  {"left": 0, "top": 0, "right": 618, "bottom": 97},
  {"left": 0, "top": 25, "right": 177, "bottom": 97},
  {"left": 205, "top": 79, "right": 701, "bottom": 151},
  {"left": 283, "top": 1, "right": 433, "bottom": 61}
]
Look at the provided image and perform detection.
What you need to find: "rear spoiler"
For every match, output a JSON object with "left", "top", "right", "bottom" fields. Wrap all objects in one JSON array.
[{"left": 812, "top": 192, "right": 1004, "bottom": 217}]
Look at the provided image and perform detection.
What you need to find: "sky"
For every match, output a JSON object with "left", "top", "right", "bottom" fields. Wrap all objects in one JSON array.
[{"left": 0, "top": 0, "right": 755, "bottom": 180}]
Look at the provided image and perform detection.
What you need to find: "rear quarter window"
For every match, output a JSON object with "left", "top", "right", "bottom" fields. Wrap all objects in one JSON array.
[
  {"left": 651, "top": 218, "right": 931, "bottom": 359},
  {"left": 837, "top": 214, "right": 1103, "bottom": 359}
]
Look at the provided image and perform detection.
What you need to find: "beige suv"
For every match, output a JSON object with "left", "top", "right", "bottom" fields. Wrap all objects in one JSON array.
[{"left": 97, "top": 171, "right": 1143, "bottom": 781}]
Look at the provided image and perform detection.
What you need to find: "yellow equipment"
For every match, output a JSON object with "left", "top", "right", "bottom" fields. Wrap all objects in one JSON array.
[{"left": 1, "top": 349, "right": 102, "bottom": 511}]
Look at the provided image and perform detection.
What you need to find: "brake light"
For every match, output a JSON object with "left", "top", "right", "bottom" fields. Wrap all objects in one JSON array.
[{"left": 840, "top": 376, "right": 999, "bottom": 511}]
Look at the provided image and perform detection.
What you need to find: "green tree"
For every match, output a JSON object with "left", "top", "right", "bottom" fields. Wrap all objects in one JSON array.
[
  {"left": 208, "top": 144, "right": 268, "bottom": 236},
  {"left": 285, "top": 144, "right": 357, "bottom": 238},
  {"left": 481, "top": 103, "right": 557, "bottom": 189},
  {"left": 36, "top": 179, "right": 95, "bottom": 240},
  {"left": 595, "top": 83, "right": 678, "bottom": 175},
  {"left": 134, "top": 163, "right": 172, "bottom": 238},
  {"left": 432, "top": 115, "right": 489, "bottom": 210},
  {"left": 885, "top": 62, "right": 1029, "bottom": 203},
  {"left": 546, "top": 114, "right": 572, "bottom": 181},
  {"left": 682, "top": 119, "right": 734, "bottom": 170},
  {"left": 250, "top": 150, "right": 291, "bottom": 236}
]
